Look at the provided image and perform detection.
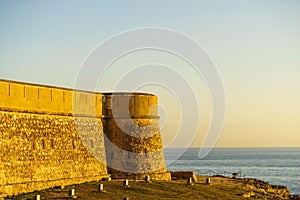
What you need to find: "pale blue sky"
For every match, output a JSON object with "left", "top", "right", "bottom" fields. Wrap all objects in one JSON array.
[{"left": 1, "top": 0, "right": 300, "bottom": 147}]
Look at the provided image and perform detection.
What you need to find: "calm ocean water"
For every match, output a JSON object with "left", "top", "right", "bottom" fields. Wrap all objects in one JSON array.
[{"left": 164, "top": 148, "right": 300, "bottom": 194}]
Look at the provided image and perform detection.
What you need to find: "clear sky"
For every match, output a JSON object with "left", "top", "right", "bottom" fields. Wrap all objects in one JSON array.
[{"left": 1, "top": 0, "right": 300, "bottom": 148}]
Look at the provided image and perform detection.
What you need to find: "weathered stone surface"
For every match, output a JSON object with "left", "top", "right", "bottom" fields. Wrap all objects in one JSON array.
[
  {"left": 244, "top": 178, "right": 290, "bottom": 199},
  {"left": 0, "top": 80, "right": 170, "bottom": 197},
  {"left": 103, "top": 93, "right": 170, "bottom": 179},
  {"left": 171, "top": 171, "right": 197, "bottom": 182},
  {"left": 0, "top": 111, "right": 108, "bottom": 197},
  {"left": 242, "top": 192, "right": 251, "bottom": 198}
]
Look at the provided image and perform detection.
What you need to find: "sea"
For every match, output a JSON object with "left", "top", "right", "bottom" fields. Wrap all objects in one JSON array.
[{"left": 164, "top": 148, "right": 300, "bottom": 194}]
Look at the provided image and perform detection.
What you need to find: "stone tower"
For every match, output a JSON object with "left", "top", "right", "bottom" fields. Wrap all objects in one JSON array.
[{"left": 102, "top": 93, "right": 170, "bottom": 180}]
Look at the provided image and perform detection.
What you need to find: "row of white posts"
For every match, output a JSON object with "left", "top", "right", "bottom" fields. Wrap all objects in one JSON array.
[
  {"left": 33, "top": 176, "right": 149, "bottom": 200},
  {"left": 34, "top": 176, "right": 211, "bottom": 200}
]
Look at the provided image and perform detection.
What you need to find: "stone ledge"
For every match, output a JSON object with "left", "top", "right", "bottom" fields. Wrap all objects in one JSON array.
[
  {"left": 171, "top": 171, "right": 198, "bottom": 182},
  {"left": 110, "top": 172, "right": 171, "bottom": 181}
]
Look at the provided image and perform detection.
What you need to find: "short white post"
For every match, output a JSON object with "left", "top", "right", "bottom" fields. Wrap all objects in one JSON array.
[
  {"left": 123, "top": 179, "right": 129, "bottom": 186},
  {"left": 188, "top": 177, "right": 193, "bottom": 184},
  {"left": 69, "top": 188, "right": 75, "bottom": 196},
  {"left": 35, "top": 195, "right": 40, "bottom": 200},
  {"left": 206, "top": 177, "right": 211, "bottom": 185},
  {"left": 145, "top": 175, "right": 150, "bottom": 182},
  {"left": 99, "top": 183, "right": 104, "bottom": 191}
]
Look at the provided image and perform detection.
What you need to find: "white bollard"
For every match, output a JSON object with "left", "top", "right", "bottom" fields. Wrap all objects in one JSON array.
[
  {"left": 187, "top": 177, "right": 193, "bottom": 185},
  {"left": 123, "top": 179, "right": 129, "bottom": 186},
  {"left": 145, "top": 175, "right": 150, "bottom": 182},
  {"left": 206, "top": 177, "right": 211, "bottom": 185},
  {"left": 69, "top": 188, "right": 75, "bottom": 196},
  {"left": 99, "top": 183, "right": 104, "bottom": 191},
  {"left": 35, "top": 195, "right": 40, "bottom": 200}
]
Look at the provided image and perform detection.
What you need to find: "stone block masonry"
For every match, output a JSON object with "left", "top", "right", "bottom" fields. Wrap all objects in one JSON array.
[
  {"left": 103, "top": 93, "right": 170, "bottom": 181},
  {"left": 0, "top": 111, "right": 108, "bottom": 197},
  {"left": 0, "top": 79, "right": 108, "bottom": 197},
  {"left": 0, "top": 79, "right": 170, "bottom": 197}
]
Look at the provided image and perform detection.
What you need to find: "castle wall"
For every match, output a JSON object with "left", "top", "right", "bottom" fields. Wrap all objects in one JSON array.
[
  {"left": 0, "top": 80, "right": 108, "bottom": 197},
  {"left": 0, "top": 79, "right": 170, "bottom": 197}
]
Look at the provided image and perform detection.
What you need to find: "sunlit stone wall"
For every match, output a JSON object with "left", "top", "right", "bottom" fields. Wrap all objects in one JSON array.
[
  {"left": 103, "top": 93, "right": 171, "bottom": 181},
  {"left": 0, "top": 80, "right": 108, "bottom": 197},
  {"left": 0, "top": 79, "right": 170, "bottom": 197}
]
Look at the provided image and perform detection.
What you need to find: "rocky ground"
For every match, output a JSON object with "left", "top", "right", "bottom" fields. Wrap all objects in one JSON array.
[
  {"left": 3, "top": 176, "right": 299, "bottom": 200},
  {"left": 198, "top": 176, "right": 298, "bottom": 199}
]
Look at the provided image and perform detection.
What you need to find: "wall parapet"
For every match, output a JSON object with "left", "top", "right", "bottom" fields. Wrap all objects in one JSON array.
[{"left": 0, "top": 79, "right": 103, "bottom": 117}]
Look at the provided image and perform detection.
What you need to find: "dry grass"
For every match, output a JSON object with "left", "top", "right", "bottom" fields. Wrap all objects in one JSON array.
[{"left": 6, "top": 176, "right": 251, "bottom": 200}]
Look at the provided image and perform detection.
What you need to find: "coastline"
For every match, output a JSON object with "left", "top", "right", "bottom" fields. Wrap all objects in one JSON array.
[{"left": 165, "top": 147, "right": 300, "bottom": 194}]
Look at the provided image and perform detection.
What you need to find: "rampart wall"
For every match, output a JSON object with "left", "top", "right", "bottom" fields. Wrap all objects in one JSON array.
[
  {"left": 0, "top": 80, "right": 103, "bottom": 116},
  {"left": 0, "top": 80, "right": 108, "bottom": 197}
]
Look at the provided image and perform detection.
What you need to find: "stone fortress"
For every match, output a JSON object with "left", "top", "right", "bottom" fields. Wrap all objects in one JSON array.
[{"left": 0, "top": 79, "right": 170, "bottom": 198}]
